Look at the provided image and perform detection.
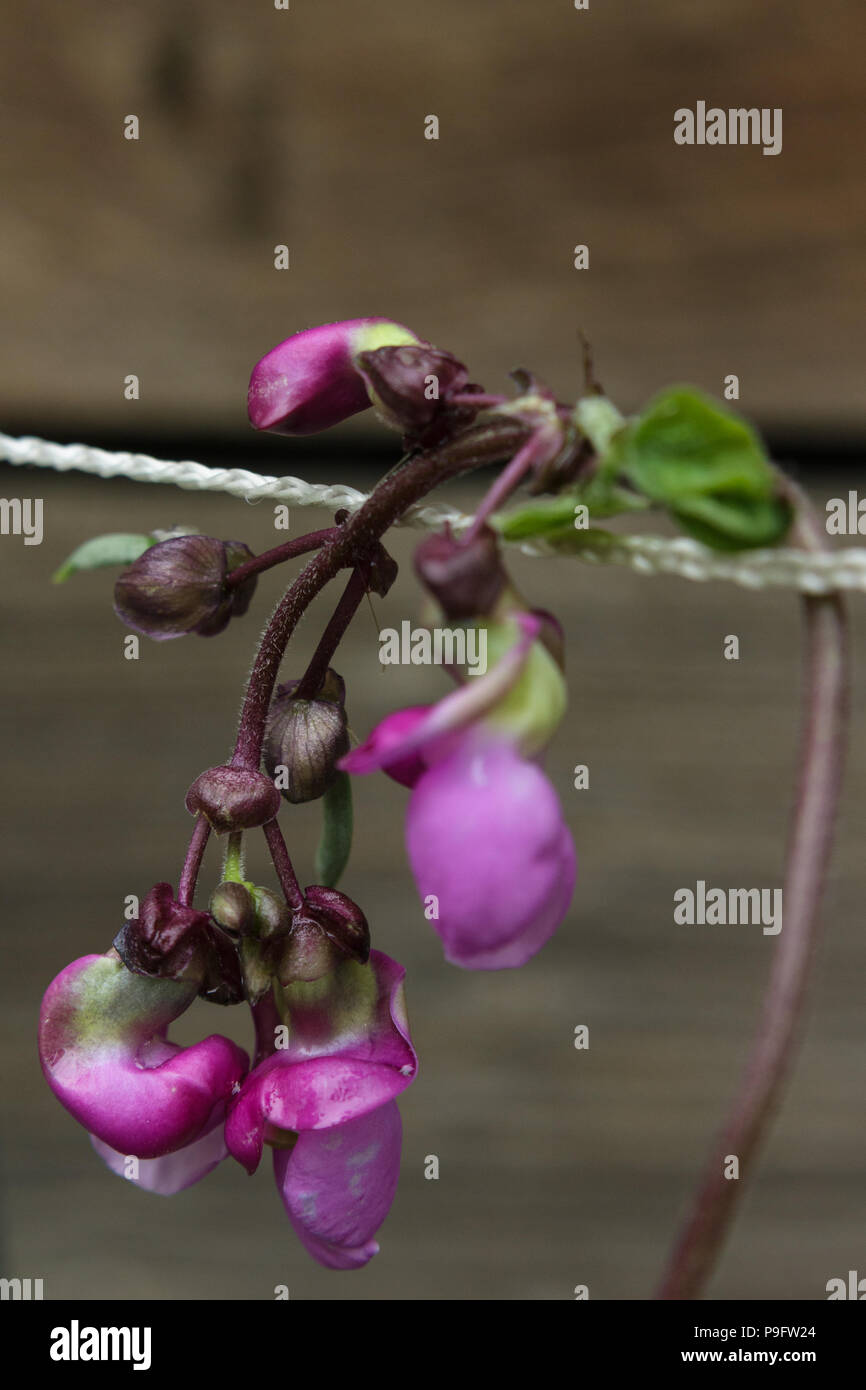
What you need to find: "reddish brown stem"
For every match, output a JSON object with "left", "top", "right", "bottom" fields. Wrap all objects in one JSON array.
[{"left": 656, "top": 485, "right": 849, "bottom": 1299}]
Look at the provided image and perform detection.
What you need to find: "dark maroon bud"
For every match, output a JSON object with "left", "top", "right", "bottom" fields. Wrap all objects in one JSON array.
[
  {"left": 113, "top": 882, "right": 243, "bottom": 1004},
  {"left": 263, "top": 670, "right": 350, "bottom": 804},
  {"left": 194, "top": 541, "right": 258, "bottom": 634},
  {"left": 414, "top": 523, "right": 508, "bottom": 619},
  {"left": 356, "top": 344, "right": 484, "bottom": 448},
  {"left": 114, "top": 535, "right": 257, "bottom": 641},
  {"left": 209, "top": 881, "right": 255, "bottom": 936},
  {"left": 303, "top": 885, "right": 371, "bottom": 964},
  {"left": 275, "top": 887, "right": 370, "bottom": 984},
  {"left": 185, "top": 765, "right": 281, "bottom": 833},
  {"left": 275, "top": 917, "right": 335, "bottom": 984}
]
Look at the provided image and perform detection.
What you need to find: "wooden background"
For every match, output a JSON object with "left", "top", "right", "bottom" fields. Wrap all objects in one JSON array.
[
  {"left": 1, "top": 469, "right": 864, "bottom": 1300},
  {"left": 0, "top": 0, "right": 864, "bottom": 442},
  {"left": 1, "top": 0, "right": 864, "bottom": 1302}
]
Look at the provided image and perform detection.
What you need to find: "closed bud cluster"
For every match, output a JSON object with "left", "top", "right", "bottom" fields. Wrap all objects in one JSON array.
[
  {"left": 114, "top": 535, "right": 257, "bottom": 640},
  {"left": 264, "top": 669, "right": 350, "bottom": 805},
  {"left": 113, "top": 883, "right": 244, "bottom": 1005}
]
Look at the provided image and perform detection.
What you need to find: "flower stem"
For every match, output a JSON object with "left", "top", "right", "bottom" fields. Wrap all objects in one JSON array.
[
  {"left": 463, "top": 432, "right": 540, "bottom": 542},
  {"left": 292, "top": 566, "right": 370, "bottom": 701},
  {"left": 230, "top": 419, "right": 526, "bottom": 772},
  {"left": 177, "top": 814, "right": 211, "bottom": 906},
  {"left": 656, "top": 486, "right": 848, "bottom": 1299},
  {"left": 224, "top": 528, "right": 338, "bottom": 590},
  {"left": 262, "top": 818, "right": 304, "bottom": 912},
  {"left": 221, "top": 831, "right": 245, "bottom": 883}
]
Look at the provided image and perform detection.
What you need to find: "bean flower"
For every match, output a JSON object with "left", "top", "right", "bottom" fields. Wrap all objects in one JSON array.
[
  {"left": 40, "top": 317, "right": 586, "bottom": 1276},
  {"left": 341, "top": 605, "right": 576, "bottom": 969}
]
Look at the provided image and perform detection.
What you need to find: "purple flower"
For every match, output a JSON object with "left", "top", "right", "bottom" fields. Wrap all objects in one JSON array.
[
  {"left": 274, "top": 1100, "right": 403, "bottom": 1269},
  {"left": 248, "top": 318, "right": 422, "bottom": 435},
  {"left": 226, "top": 949, "right": 416, "bottom": 1269},
  {"left": 341, "top": 612, "right": 576, "bottom": 969},
  {"left": 39, "top": 952, "right": 248, "bottom": 1159}
]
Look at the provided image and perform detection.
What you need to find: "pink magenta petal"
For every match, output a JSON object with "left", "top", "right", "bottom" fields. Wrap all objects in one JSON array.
[
  {"left": 226, "top": 950, "right": 416, "bottom": 1173},
  {"left": 340, "top": 613, "right": 541, "bottom": 778},
  {"left": 274, "top": 1101, "right": 402, "bottom": 1270},
  {"left": 90, "top": 1114, "right": 229, "bottom": 1195},
  {"left": 248, "top": 318, "right": 420, "bottom": 434},
  {"left": 339, "top": 705, "right": 431, "bottom": 786},
  {"left": 39, "top": 954, "right": 248, "bottom": 1159},
  {"left": 405, "top": 740, "right": 577, "bottom": 969}
]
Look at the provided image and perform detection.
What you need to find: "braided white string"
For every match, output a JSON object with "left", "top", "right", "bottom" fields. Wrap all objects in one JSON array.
[{"left": 3, "top": 431, "right": 864, "bottom": 595}]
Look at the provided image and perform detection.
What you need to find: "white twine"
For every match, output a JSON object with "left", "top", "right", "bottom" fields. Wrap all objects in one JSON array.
[{"left": 2, "top": 431, "right": 864, "bottom": 595}]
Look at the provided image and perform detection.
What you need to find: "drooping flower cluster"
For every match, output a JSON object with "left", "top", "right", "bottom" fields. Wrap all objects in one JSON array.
[
  {"left": 40, "top": 884, "right": 416, "bottom": 1269},
  {"left": 40, "top": 316, "right": 577, "bottom": 1272}
]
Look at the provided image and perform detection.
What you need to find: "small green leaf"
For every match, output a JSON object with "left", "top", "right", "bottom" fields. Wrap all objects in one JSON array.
[
  {"left": 493, "top": 476, "right": 647, "bottom": 542},
  {"left": 609, "top": 387, "right": 792, "bottom": 550},
  {"left": 314, "top": 772, "right": 353, "bottom": 888},
  {"left": 612, "top": 388, "right": 774, "bottom": 503},
  {"left": 52, "top": 533, "right": 156, "bottom": 583}
]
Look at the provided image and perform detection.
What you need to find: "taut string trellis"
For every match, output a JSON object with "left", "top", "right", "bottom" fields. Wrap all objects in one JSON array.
[{"left": 3, "top": 431, "right": 866, "bottom": 593}]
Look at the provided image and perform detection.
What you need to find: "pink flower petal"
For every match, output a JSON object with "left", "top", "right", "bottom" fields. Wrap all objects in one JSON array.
[
  {"left": 39, "top": 954, "right": 248, "bottom": 1159},
  {"left": 274, "top": 1101, "right": 402, "bottom": 1270}
]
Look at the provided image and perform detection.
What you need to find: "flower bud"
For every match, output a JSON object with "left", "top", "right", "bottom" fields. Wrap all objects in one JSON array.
[
  {"left": 356, "top": 343, "right": 482, "bottom": 447},
  {"left": 414, "top": 524, "right": 508, "bottom": 619},
  {"left": 112, "top": 883, "right": 244, "bottom": 1004},
  {"left": 303, "top": 886, "right": 371, "bottom": 964},
  {"left": 264, "top": 670, "right": 350, "bottom": 805},
  {"left": 248, "top": 318, "right": 422, "bottom": 435},
  {"left": 275, "top": 917, "right": 336, "bottom": 984},
  {"left": 114, "top": 536, "right": 257, "bottom": 641},
  {"left": 186, "top": 765, "right": 281, "bottom": 833},
  {"left": 210, "top": 881, "right": 255, "bottom": 936},
  {"left": 251, "top": 886, "right": 292, "bottom": 940},
  {"left": 274, "top": 888, "right": 370, "bottom": 984}
]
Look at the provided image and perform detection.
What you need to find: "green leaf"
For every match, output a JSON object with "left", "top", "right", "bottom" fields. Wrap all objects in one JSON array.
[
  {"left": 609, "top": 387, "right": 792, "bottom": 551},
  {"left": 493, "top": 476, "right": 647, "bottom": 542},
  {"left": 52, "top": 533, "right": 156, "bottom": 583},
  {"left": 670, "top": 494, "right": 793, "bottom": 551},
  {"left": 612, "top": 388, "right": 774, "bottom": 503},
  {"left": 314, "top": 772, "right": 353, "bottom": 888}
]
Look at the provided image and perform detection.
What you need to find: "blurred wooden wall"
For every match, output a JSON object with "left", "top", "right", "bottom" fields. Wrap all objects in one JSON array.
[{"left": 0, "top": 0, "right": 863, "bottom": 437}]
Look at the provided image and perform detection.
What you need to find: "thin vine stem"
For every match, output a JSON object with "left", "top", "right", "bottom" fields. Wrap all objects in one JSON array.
[
  {"left": 292, "top": 565, "right": 370, "bottom": 701},
  {"left": 224, "top": 528, "right": 338, "bottom": 590},
  {"left": 262, "top": 819, "right": 305, "bottom": 912},
  {"left": 656, "top": 484, "right": 849, "bottom": 1299},
  {"left": 177, "top": 814, "right": 211, "bottom": 906}
]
